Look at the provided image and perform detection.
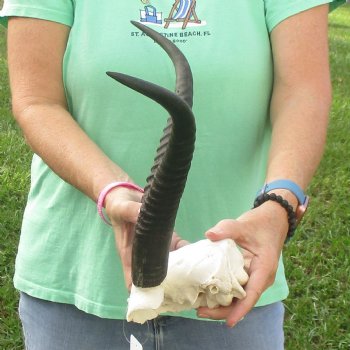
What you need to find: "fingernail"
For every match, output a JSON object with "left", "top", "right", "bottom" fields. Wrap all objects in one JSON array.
[
  {"left": 197, "top": 313, "right": 210, "bottom": 319},
  {"left": 207, "top": 227, "right": 223, "bottom": 235},
  {"left": 227, "top": 322, "right": 236, "bottom": 328},
  {"left": 228, "top": 317, "right": 244, "bottom": 328}
]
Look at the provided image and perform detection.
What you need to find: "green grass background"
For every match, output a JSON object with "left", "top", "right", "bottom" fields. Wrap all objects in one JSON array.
[{"left": 0, "top": 4, "right": 349, "bottom": 350}]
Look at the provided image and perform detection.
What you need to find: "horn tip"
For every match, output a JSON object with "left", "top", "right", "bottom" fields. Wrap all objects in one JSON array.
[
  {"left": 106, "top": 71, "right": 122, "bottom": 80},
  {"left": 130, "top": 20, "right": 147, "bottom": 32}
]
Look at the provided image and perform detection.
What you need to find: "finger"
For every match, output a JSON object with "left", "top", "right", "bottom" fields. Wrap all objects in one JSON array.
[
  {"left": 170, "top": 232, "right": 190, "bottom": 251},
  {"left": 176, "top": 239, "right": 189, "bottom": 249},
  {"left": 197, "top": 302, "right": 236, "bottom": 321},
  {"left": 113, "top": 222, "right": 135, "bottom": 290},
  {"left": 123, "top": 263, "right": 132, "bottom": 291},
  {"left": 241, "top": 249, "right": 254, "bottom": 270},
  {"left": 197, "top": 260, "right": 273, "bottom": 327},
  {"left": 224, "top": 262, "right": 273, "bottom": 327},
  {"left": 205, "top": 219, "right": 249, "bottom": 248},
  {"left": 197, "top": 283, "right": 262, "bottom": 327},
  {"left": 117, "top": 244, "right": 132, "bottom": 290},
  {"left": 115, "top": 222, "right": 136, "bottom": 249}
]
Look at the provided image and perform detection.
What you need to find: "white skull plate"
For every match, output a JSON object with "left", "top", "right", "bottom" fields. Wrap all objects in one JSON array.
[{"left": 127, "top": 239, "right": 249, "bottom": 324}]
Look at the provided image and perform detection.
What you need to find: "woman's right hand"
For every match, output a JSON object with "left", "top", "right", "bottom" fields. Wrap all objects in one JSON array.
[
  {"left": 104, "top": 187, "right": 143, "bottom": 290},
  {"left": 104, "top": 186, "right": 189, "bottom": 290}
]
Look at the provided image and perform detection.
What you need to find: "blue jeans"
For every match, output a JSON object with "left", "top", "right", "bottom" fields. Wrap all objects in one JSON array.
[{"left": 19, "top": 292, "right": 285, "bottom": 349}]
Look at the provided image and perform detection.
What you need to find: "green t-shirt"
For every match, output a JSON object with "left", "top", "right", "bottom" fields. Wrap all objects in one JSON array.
[{"left": 1, "top": 0, "right": 343, "bottom": 320}]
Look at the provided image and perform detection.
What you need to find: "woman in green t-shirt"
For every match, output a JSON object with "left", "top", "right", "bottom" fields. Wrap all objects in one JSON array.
[{"left": 1, "top": 0, "right": 344, "bottom": 349}]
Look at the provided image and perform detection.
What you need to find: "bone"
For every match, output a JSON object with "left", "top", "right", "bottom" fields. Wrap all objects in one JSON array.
[{"left": 127, "top": 239, "right": 249, "bottom": 324}]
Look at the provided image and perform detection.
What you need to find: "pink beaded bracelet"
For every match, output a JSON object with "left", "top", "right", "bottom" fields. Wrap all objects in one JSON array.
[{"left": 97, "top": 181, "right": 144, "bottom": 225}]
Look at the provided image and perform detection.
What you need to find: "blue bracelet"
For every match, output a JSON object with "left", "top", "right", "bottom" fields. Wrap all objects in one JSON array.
[
  {"left": 256, "top": 179, "right": 308, "bottom": 206},
  {"left": 256, "top": 179, "right": 309, "bottom": 231}
]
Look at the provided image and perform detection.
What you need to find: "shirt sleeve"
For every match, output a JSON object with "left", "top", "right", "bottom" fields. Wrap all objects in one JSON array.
[
  {"left": 264, "top": 0, "right": 346, "bottom": 32},
  {"left": 0, "top": 0, "right": 74, "bottom": 28}
]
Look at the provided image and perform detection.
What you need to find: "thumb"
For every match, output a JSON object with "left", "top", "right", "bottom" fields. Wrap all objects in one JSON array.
[
  {"left": 205, "top": 219, "right": 243, "bottom": 242},
  {"left": 112, "top": 201, "right": 142, "bottom": 224}
]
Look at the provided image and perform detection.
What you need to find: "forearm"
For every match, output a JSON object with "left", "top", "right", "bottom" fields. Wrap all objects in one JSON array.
[
  {"left": 266, "top": 82, "right": 331, "bottom": 190},
  {"left": 15, "top": 101, "right": 130, "bottom": 202},
  {"left": 265, "top": 4, "right": 331, "bottom": 201},
  {"left": 8, "top": 18, "right": 130, "bottom": 202},
  {"left": 258, "top": 83, "right": 331, "bottom": 233}
]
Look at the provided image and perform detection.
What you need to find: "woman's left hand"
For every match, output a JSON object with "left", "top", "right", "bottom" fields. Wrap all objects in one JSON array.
[{"left": 197, "top": 201, "right": 289, "bottom": 327}]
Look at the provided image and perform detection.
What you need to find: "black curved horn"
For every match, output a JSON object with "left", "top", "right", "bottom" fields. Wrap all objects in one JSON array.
[{"left": 107, "top": 21, "right": 195, "bottom": 288}]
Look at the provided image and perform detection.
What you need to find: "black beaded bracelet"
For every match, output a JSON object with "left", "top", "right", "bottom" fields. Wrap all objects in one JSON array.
[{"left": 253, "top": 192, "right": 297, "bottom": 241}]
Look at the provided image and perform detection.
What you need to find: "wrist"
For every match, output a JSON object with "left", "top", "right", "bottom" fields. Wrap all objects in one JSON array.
[
  {"left": 93, "top": 173, "right": 133, "bottom": 202},
  {"left": 253, "top": 191, "right": 298, "bottom": 241},
  {"left": 97, "top": 181, "right": 144, "bottom": 225},
  {"left": 256, "top": 200, "right": 290, "bottom": 240},
  {"left": 265, "top": 188, "right": 298, "bottom": 211},
  {"left": 257, "top": 179, "right": 309, "bottom": 225},
  {"left": 104, "top": 185, "right": 142, "bottom": 208}
]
